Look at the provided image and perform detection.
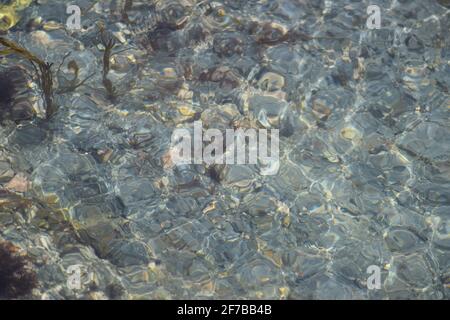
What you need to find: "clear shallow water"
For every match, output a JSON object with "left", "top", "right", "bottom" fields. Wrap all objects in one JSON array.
[{"left": 0, "top": 0, "right": 449, "bottom": 299}]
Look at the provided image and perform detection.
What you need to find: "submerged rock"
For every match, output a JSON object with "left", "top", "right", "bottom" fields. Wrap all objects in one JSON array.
[{"left": 0, "top": 67, "right": 35, "bottom": 121}]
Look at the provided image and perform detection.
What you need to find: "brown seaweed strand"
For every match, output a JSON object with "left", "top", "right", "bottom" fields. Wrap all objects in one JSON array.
[{"left": 0, "top": 37, "right": 55, "bottom": 118}]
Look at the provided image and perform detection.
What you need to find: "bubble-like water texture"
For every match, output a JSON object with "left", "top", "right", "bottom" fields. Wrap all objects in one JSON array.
[{"left": 0, "top": 0, "right": 449, "bottom": 300}]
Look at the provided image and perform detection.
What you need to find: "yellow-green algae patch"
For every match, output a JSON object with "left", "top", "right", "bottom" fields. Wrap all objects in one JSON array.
[{"left": 0, "top": 0, "right": 32, "bottom": 31}]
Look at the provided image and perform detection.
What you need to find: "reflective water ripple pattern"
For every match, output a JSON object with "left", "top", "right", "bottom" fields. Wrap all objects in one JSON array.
[{"left": 0, "top": 0, "right": 449, "bottom": 299}]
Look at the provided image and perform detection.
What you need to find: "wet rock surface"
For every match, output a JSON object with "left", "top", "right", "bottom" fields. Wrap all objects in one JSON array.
[{"left": 0, "top": 0, "right": 449, "bottom": 299}]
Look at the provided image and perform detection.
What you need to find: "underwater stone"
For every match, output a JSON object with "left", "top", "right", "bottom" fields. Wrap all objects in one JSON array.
[
  {"left": 248, "top": 94, "right": 288, "bottom": 128},
  {"left": 0, "top": 67, "right": 35, "bottom": 122},
  {"left": 213, "top": 32, "right": 244, "bottom": 57},
  {"left": 106, "top": 240, "right": 150, "bottom": 267}
]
